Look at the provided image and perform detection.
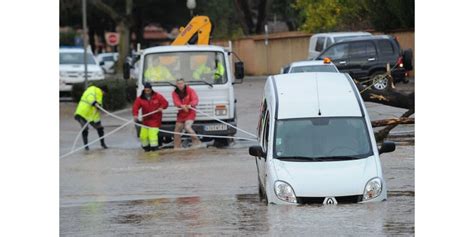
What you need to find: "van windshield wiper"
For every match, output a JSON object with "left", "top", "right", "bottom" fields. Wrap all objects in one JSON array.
[
  {"left": 152, "top": 81, "right": 177, "bottom": 87},
  {"left": 277, "top": 156, "right": 364, "bottom": 162},
  {"left": 277, "top": 156, "right": 318, "bottom": 161},
  {"left": 189, "top": 80, "right": 214, "bottom": 88},
  {"left": 312, "top": 156, "right": 364, "bottom": 161}
]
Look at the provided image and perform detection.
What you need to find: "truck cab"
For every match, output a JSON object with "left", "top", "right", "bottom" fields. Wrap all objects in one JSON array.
[{"left": 131, "top": 44, "right": 244, "bottom": 146}]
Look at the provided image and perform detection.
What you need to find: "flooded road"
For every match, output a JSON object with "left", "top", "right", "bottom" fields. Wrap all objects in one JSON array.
[{"left": 60, "top": 77, "right": 414, "bottom": 236}]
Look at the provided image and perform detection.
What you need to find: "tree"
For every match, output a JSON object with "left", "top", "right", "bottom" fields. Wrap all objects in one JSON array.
[
  {"left": 355, "top": 82, "right": 415, "bottom": 142},
  {"left": 90, "top": 0, "right": 133, "bottom": 75},
  {"left": 233, "top": 0, "right": 274, "bottom": 34}
]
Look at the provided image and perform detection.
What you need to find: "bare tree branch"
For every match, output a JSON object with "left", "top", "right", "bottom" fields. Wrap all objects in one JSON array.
[
  {"left": 371, "top": 117, "right": 414, "bottom": 127},
  {"left": 90, "top": 0, "right": 122, "bottom": 22}
]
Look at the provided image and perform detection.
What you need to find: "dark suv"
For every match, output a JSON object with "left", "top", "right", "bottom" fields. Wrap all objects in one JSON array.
[{"left": 315, "top": 35, "right": 413, "bottom": 90}]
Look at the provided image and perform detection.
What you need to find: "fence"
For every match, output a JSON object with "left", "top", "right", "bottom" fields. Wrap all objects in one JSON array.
[{"left": 215, "top": 30, "right": 415, "bottom": 77}]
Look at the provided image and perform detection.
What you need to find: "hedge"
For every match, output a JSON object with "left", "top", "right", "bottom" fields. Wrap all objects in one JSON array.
[{"left": 71, "top": 78, "right": 137, "bottom": 111}]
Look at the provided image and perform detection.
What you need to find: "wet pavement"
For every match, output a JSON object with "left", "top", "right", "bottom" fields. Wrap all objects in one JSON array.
[{"left": 60, "top": 77, "right": 414, "bottom": 236}]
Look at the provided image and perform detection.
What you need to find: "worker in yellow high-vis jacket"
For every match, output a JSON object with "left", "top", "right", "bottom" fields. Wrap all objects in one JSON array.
[
  {"left": 192, "top": 57, "right": 225, "bottom": 82},
  {"left": 144, "top": 57, "right": 175, "bottom": 82},
  {"left": 74, "top": 85, "right": 109, "bottom": 150}
]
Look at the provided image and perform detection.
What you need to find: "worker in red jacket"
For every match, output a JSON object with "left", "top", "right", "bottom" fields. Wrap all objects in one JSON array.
[
  {"left": 132, "top": 82, "right": 169, "bottom": 152},
  {"left": 172, "top": 78, "right": 201, "bottom": 149}
]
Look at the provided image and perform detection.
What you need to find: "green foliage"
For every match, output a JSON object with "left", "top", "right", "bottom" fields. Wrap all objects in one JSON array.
[
  {"left": 294, "top": 0, "right": 343, "bottom": 32},
  {"left": 195, "top": 0, "right": 244, "bottom": 40},
  {"left": 71, "top": 78, "right": 137, "bottom": 111},
  {"left": 60, "top": 31, "right": 76, "bottom": 46},
  {"left": 364, "top": 0, "right": 414, "bottom": 31},
  {"left": 294, "top": 0, "right": 414, "bottom": 32}
]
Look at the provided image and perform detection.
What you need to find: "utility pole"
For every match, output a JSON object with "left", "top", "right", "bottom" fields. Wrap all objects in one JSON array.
[{"left": 82, "top": 0, "right": 88, "bottom": 88}]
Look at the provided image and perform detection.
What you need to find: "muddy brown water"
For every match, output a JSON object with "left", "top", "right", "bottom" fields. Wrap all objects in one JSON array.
[{"left": 60, "top": 145, "right": 414, "bottom": 236}]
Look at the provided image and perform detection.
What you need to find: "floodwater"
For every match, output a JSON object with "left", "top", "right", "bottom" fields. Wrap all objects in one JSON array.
[
  {"left": 60, "top": 78, "right": 414, "bottom": 236},
  {"left": 60, "top": 144, "right": 414, "bottom": 236}
]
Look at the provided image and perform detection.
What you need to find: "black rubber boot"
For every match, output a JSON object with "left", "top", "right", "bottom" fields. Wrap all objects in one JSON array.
[
  {"left": 150, "top": 146, "right": 158, "bottom": 152},
  {"left": 82, "top": 129, "right": 89, "bottom": 151},
  {"left": 97, "top": 127, "right": 108, "bottom": 149},
  {"left": 142, "top": 145, "right": 151, "bottom": 152}
]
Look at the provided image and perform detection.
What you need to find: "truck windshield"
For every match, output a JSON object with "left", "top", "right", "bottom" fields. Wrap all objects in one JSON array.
[
  {"left": 274, "top": 117, "right": 373, "bottom": 160},
  {"left": 143, "top": 51, "right": 228, "bottom": 85}
]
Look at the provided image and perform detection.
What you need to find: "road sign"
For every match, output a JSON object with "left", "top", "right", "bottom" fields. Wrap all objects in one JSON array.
[{"left": 105, "top": 32, "right": 120, "bottom": 46}]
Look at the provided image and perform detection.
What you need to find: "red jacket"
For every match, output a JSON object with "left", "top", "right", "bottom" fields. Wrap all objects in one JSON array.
[
  {"left": 132, "top": 91, "right": 169, "bottom": 127},
  {"left": 172, "top": 86, "right": 199, "bottom": 122}
]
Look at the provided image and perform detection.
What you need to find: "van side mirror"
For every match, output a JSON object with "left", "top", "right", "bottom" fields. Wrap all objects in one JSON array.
[
  {"left": 234, "top": 61, "right": 244, "bottom": 82},
  {"left": 249, "top": 145, "right": 266, "bottom": 158},
  {"left": 123, "top": 62, "right": 130, "bottom": 80},
  {"left": 99, "top": 61, "right": 105, "bottom": 66},
  {"left": 379, "top": 141, "right": 396, "bottom": 154}
]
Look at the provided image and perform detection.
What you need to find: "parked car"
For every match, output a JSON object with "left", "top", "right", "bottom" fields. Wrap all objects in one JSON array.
[
  {"left": 315, "top": 35, "right": 413, "bottom": 90},
  {"left": 60, "top": 48, "right": 105, "bottom": 92},
  {"left": 97, "top": 52, "right": 119, "bottom": 74},
  {"left": 249, "top": 72, "right": 395, "bottom": 205},
  {"left": 308, "top": 32, "right": 372, "bottom": 59},
  {"left": 280, "top": 59, "right": 339, "bottom": 74}
]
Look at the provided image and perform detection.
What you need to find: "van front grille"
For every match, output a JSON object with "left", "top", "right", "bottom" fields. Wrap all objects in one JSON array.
[{"left": 297, "top": 195, "right": 363, "bottom": 204}]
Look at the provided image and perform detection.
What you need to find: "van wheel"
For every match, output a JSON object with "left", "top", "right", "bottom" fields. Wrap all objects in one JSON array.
[
  {"left": 214, "top": 138, "right": 230, "bottom": 148},
  {"left": 370, "top": 71, "right": 389, "bottom": 91}
]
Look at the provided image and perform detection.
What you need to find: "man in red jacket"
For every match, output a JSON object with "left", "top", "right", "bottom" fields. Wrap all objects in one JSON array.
[
  {"left": 172, "top": 78, "right": 201, "bottom": 149},
  {"left": 133, "top": 83, "right": 169, "bottom": 152}
]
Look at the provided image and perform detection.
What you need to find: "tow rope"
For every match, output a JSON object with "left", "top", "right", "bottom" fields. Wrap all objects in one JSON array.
[{"left": 61, "top": 106, "right": 258, "bottom": 159}]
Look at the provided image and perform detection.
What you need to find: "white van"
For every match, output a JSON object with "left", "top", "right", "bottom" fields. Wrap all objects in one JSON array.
[
  {"left": 308, "top": 32, "right": 372, "bottom": 59},
  {"left": 249, "top": 72, "right": 396, "bottom": 205}
]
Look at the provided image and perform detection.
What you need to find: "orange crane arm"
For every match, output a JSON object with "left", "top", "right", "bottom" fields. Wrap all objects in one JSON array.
[{"left": 171, "top": 16, "right": 212, "bottom": 45}]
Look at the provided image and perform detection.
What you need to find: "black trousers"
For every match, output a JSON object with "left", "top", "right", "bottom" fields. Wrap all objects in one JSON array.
[{"left": 74, "top": 115, "right": 105, "bottom": 147}]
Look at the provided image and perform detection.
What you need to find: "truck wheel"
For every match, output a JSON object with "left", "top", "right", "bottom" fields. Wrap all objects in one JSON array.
[
  {"left": 214, "top": 138, "right": 230, "bottom": 147},
  {"left": 370, "top": 71, "right": 389, "bottom": 91},
  {"left": 403, "top": 49, "right": 413, "bottom": 71}
]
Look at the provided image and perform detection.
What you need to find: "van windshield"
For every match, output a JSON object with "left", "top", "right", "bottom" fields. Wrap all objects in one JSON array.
[
  {"left": 60, "top": 52, "right": 96, "bottom": 65},
  {"left": 274, "top": 117, "right": 373, "bottom": 160},
  {"left": 143, "top": 51, "right": 227, "bottom": 86}
]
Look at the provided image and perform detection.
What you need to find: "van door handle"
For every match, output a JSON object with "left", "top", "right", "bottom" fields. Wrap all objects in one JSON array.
[
  {"left": 339, "top": 61, "right": 346, "bottom": 65},
  {"left": 368, "top": 58, "right": 376, "bottom": 61}
]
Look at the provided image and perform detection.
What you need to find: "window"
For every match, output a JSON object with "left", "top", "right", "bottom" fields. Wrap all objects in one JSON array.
[
  {"left": 349, "top": 42, "right": 376, "bottom": 58},
  {"left": 320, "top": 44, "right": 349, "bottom": 60},
  {"left": 143, "top": 51, "right": 228, "bottom": 85},
  {"left": 257, "top": 100, "right": 267, "bottom": 138},
  {"left": 60, "top": 53, "right": 96, "bottom": 65},
  {"left": 315, "top": 37, "right": 326, "bottom": 51},
  {"left": 274, "top": 117, "right": 373, "bottom": 159},
  {"left": 262, "top": 111, "right": 270, "bottom": 152},
  {"left": 290, "top": 65, "right": 338, "bottom": 73},
  {"left": 378, "top": 40, "right": 395, "bottom": 55},
  {"left": 326, "top": 37, "right": 334, "bottom": 47}
]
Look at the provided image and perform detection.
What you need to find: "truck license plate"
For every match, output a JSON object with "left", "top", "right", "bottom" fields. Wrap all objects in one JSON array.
[{"left": 204, "top": 124, "right": 227, "bottom": 131}]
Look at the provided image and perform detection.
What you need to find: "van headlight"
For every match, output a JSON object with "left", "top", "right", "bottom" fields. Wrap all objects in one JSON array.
[
  {"left": 60, "top": 72, "right": 67, "bottom": 78},
  {"left": 274, "top": 180, "right": 297, "bottom": 203},
  {"left": 363, "top": 177, "right": 383, "bottom": 201}
]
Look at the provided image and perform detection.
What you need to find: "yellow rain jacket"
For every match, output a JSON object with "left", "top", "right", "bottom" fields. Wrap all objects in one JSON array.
[
  {"left": 75, "top": 86, "right": 103, "bottom": 122},
  {"left": 144, "top": 65, "right": 175, "bottom": 81},
  {"left": 192, "top": 62, "right": 224, "bottom": 81}
]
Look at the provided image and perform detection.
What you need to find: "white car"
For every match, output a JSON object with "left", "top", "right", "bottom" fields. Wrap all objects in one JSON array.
[
  {"left": 249, "top": 72, "right": 396, "bottom": 205},
  {"left": 280, "top": 59, "right": 339, "bottom": 74},
  {"left": 97, "top": 52, "right": 118, "bottom": 74},
  {"left": 60, "top": 48, "right": 105, "bottom": 92},
  {"left": 308, "top": 32, "right": 372, "bottom": 59}
]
